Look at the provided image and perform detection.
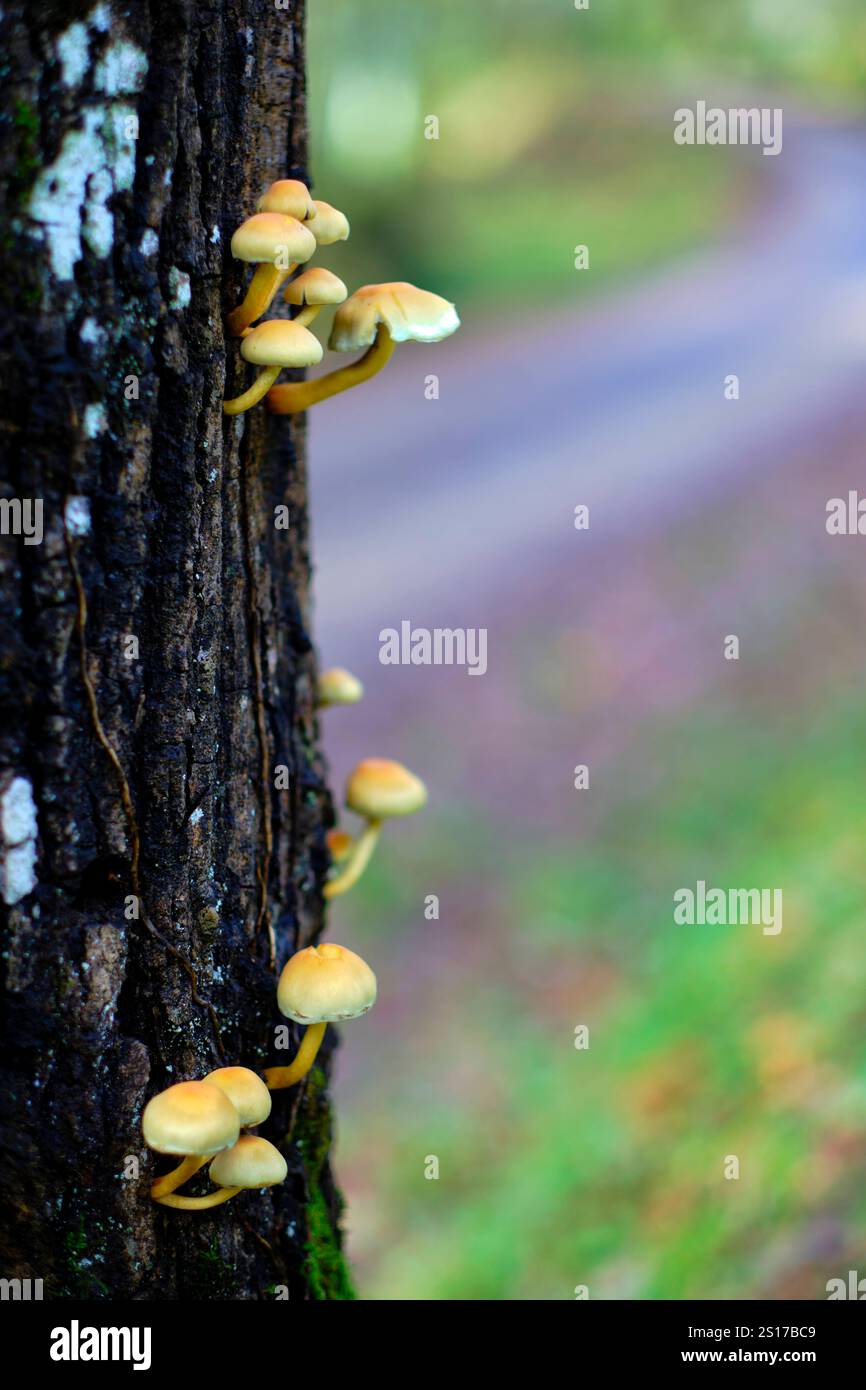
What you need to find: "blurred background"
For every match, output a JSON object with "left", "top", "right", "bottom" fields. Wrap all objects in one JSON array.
[{"left": 303, "top": 0, "right": 866, "bottom": 1299}]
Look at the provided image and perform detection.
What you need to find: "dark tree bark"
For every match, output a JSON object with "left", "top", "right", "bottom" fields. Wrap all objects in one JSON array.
[{"left": 0, "top": 0, "right": 352, "bottom": 1299}]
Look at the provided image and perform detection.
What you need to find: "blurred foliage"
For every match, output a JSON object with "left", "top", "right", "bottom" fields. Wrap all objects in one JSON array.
[
  {"left": 336, "top": 691, "right": 866, "bottom": 1299},
  {"left": 308, "top": 0, "right": 866, "bottom": 312},
  {"left": 305, "top": 0, "right": 866, "bottom": 1301}
]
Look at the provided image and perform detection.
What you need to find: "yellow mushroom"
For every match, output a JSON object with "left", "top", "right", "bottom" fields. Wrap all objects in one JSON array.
[
  {"left": 226, "top": 212, "right": 316, "bottom": 337},
  {"left": 307, "top": 199, "right": 350, "bottom": 246},
  {"left": 267, "top": 282, "right": 459, "bottom": 414},
  {"left": 264, "top": 943, "right": 376, "bottom": 1089},
  {"left": 283, "top": 267, "right": 348, "bottom": 329},
  {"left": 316, "top": 666, "right": 363, "bottom": 707},
  {"left": 258, "top": 178, "right": 316, "bottom": 222},
  {"left": 145, "top": 1081, "right": 239, "bottom": 1202},
  {"left": 326, "top": 829, "right": 356, "bottom": 864},
  {"left": 155, "top": 1135, "right": 288, "bottom": 1211},
  {"left": 324, "top": 758, "right": 427, "bottom": 899},
  {"left": 223, "top": 319, "right": 322, "bottom": 415},
  {"left": 203, "top": 1066, "right": 272, "bottom": 1127}
]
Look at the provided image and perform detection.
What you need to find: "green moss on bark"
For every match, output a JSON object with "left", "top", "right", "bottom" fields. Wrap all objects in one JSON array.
[
  {"left": 296, "top": 1066, "right": 356, "bottom": 1300},
  {"left": 304, "top": 1183, "right": 355, "bottom": 1300}
]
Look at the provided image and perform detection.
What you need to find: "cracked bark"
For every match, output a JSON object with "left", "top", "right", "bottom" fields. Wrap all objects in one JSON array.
[{"left": 0, "top": 0, "right": 351, "bottom": 1299}]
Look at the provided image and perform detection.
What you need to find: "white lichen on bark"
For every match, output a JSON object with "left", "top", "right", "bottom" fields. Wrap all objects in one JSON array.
[
  {"left": 168, "top": 267, "right": 191, "bottom": 310},
  {"left": 0, "top": 775, "right": 38, "bottom": 905},
  {"left": 30, "top": 8, "right": 148, "bottom": 283},
  {"left": 64, "top": 496, "right": 92, "bottom": 537},
  {"left": 83, "top": 402, "right": 108, "bottom": 437}
]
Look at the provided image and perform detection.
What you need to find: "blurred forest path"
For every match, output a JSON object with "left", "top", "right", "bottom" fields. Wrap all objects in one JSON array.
[
  {"left": 308, "top": 121, "right": 866, "bottom": 668},
  {"left": 307, "top": 115, "right": 866, "bottom": 1301}
]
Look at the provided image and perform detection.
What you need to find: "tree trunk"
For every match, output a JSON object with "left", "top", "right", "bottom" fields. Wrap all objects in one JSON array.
[{"left": 0, "top": 0, "right": 352, "bottom": 1299}]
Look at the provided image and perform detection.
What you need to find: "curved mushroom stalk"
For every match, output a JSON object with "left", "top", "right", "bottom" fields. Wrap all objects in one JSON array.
[
  {"left": 267, "top": 326, "right": 395, "bottom": 415},
  {"left": 223, "top": 364, "right": 282, "bottom": 416},
  {"left": 153, "top": 1135, "right": 287, "bottom": 1210},
  {"left": 223, "top": 319, "right": 322, "bottom": 416},
  {"left": 227, "top": 263, "right": 295, "bottom": 337},
  {"left": 264, "top": 1020, "right": 328, "bottom": 1090},
  {"left": 321, "top": 759, "right": 427, "bottom": 898},
  {"left": 150, "top": 1153, "right": 208, "bottom": 1200},
  {"left": 322, "top": 817, "right": 381, "bottom": 898},
  {"left": 153, "top": 1187, "right": 240, "bottom": 1210}
]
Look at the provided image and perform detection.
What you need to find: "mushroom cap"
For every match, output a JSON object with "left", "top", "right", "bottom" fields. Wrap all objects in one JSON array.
[
  {"left": 257, "top": 179, "right": 315, "bottom": 221},
  {"left": 318, "top": 666, "right": 363, "bottom": 704},
  {"left": 142, "top": 1080, "right": 240, "bottom": 1157},
  {"left": 209, "top": 1135, "right": 288, "bottom": 1190},
  {"left": 284, "top": 268, "right": 348, "bottom": 307},
  {"left": 329, "top": 282, "right": 460, "bottom": 351},
  {"left": 276, "top": 943, "right": 377, "bottom": 1024},
  {"left": 345, "top": 757, "right": 428, "bottom": 820},
  {"left": 202, "top": 1066, "right": 272, "bottom": 1128},
  {"left": 326, "top": 829, "right": 355, "bottom": 864},
  {"left": 230, "top": 212, "right": 316, "bottom": 266},
  {"left": 308, "top": 200, "right": 350, "bottom": 245},
  {"left": 240, "top": 319, "right": 324, "bottom": 368}
]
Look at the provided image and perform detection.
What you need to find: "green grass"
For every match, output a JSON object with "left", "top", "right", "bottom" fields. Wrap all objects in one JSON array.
[{"left": 337, "top": 691, "right": 866, "bottom": 1299}]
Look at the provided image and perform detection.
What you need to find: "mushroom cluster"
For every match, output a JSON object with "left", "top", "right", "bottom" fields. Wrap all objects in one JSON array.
[
  {"left": 223, "top": 181, "right": 460, "bottom": 416},
  {"left": 145, "top": 180, "right": 445, "bottom": 1219},
  {"left": 222, "top": 180, "right": 351, "bottom": 415},
  {"left": 144, "top": 1068, "right": 286, "bottom": 1211}
]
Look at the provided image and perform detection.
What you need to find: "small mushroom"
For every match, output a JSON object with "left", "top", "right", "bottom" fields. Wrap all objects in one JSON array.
[
  {"left": 155, "top": 1136, "right": 288, "bottom": 1212},
  {"left": 226, "top": 212, "right": 316, "bottom": 337},
  {"left": 204, "top": 1066, "right": 272, "bottom": 1127},
  {"left": 223, "top": 319, "right": 323, "bottom": 415},
  {"left": 283, "top": 267, "right": 348, "bottom": 329},
  {"left": 258, "top": 178, "right": 316, "bottom": 221},
  {"left": 317, "top": 666, "right": 363, "bottom": 707},
  {"left": 267, "top": 282, "right": 459, "bottom": 414},
  {"left": 264, "top": 943, "right": 377, "bottom": 1090},
  {"left": 326, "top": 829, "right": 355, "bottom": 864},
  {"left": 324, "top": 758, "right": 427, "bottom": 899},
  {"left": 144, "top": 1080, "right": 239, "bottom": 1202},
  {"left": 307, "top": 199, "right": 350, "bottom": 245}
]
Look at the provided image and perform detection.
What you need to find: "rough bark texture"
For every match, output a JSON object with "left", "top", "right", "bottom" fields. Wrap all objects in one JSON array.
[{"left": 0, "top": 0, "right": 352, "bottom": 1299}]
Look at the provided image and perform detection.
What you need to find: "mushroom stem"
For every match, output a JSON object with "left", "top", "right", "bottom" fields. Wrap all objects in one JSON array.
[
  {"left": 150, "top": 1153, "right": 208, "bottom": 1200},
  {"left": 323, "top": 818, "right": 381, "bottom": 899},
  {"left": 264, "top": 1021, "right": 327, "bottom": 1090},
  {"left": 267, "top": 326, "right": 395, "bottom": 414},
  {"left": 223, "top": 364, "right": 282, "bottom": 416},
  {"left": 153, "top": 1187, "right": 241, "bottom": 1210},
  {"left": 227, "top": 263, "right": 296, "bottom": 336},
  {"left": 292, "top": 304, "right": 321, "bottom": 329}
]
